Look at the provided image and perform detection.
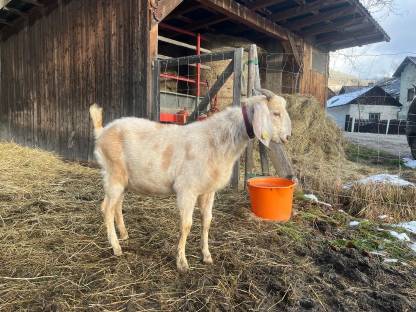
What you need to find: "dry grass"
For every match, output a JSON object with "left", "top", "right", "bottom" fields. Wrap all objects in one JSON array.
[
  {"left": 1, "top": 142, "right": 415, "bottom": 311},
  {"left": 280, "top": 94, "right": 416, "bottom": 221}
]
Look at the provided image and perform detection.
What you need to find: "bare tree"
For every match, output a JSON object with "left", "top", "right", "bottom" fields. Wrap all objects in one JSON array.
[{"left": 361, "top": 0, "right": 397, "bottom": 15}]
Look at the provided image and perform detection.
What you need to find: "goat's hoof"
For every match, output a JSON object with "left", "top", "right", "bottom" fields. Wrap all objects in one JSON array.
[
  {"left": 113, "top": 247, "right": 123, "bottom": 256},
  {"left": 203, "top": 254, "right": 213, "bottom": 265},
  {"left": 119, "top": 233, "right": 129, "bottom": 241},
  {"left": 176, "top": 257, "right": 189, "bottom": 272}
]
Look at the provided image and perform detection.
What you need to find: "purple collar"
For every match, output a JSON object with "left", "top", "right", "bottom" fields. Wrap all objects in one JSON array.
[{"left": 242, "top": 105, "right": 255, "bottom": 139}]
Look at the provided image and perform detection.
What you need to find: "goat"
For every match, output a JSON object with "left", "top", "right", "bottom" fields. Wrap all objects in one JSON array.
[{"left": 89, "top": 89, "right": 292, "bottom": 272}]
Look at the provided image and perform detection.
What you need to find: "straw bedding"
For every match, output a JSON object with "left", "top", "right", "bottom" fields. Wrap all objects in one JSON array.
[
  {"left": 1, "top": 141, "right": 415, "bottom": 311},
  {"left": 1, "top": 94, "right": 415, "bottom": 310}
]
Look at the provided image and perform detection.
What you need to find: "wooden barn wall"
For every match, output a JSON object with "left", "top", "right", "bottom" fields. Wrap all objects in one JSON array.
[
  {"left": 299, "top": 42, "right": 328, "bottom": 106},
  {"left": 0, "top": 0, "right": 149, "bottom": 161}
]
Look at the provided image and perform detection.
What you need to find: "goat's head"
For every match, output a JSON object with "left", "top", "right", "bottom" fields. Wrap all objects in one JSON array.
[{"left": 244, "top": 89, "right": 292, "bottom": 147}]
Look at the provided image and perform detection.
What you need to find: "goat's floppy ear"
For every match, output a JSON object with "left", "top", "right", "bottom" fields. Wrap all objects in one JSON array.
[{"left": 252, "top": 101, "right": 273, "bottom": 147}]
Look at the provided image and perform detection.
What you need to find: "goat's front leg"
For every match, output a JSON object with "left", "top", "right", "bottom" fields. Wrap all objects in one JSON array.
[
  {"left": 176, "top": 192, "right": 197, "bottom": 272},
  {"left": 198, "top": 192, "right": 215, "bottom": 264}
]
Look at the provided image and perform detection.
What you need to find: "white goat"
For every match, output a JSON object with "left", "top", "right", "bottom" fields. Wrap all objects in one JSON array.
[{"left": 89, "top": 89, "right": 292, "bottom": 272}]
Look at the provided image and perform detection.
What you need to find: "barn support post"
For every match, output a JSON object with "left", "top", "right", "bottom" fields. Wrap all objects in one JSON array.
[
  {"left": 152, "top": 60, "right": 160, "bottom": 121},
  {"left": 230, "top": 47, "right": 244, "bottom": 189},
  {"left": 244, "top": 44, "right": 256, "bottom": 188}
]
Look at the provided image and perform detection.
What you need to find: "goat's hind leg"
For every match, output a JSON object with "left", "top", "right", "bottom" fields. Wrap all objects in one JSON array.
[
  {"left": 102, "top": 183, "right": 125, "bottom": 256},
  {"left": 115, "top": 194, "right": 128, "bottom": 240}
]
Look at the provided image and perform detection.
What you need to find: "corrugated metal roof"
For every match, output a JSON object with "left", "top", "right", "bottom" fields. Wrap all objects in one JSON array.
[
  {"left": 377, "top": 77, "right": 400, "bottom": 99},
  {"left": 327, "top": 86, "right": 372, "bottom": 108},
  {"left": 393, "top": 56, "right": 416, "bottom": 77}
]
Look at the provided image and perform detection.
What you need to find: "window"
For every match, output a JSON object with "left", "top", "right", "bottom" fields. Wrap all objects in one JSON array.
[
  {"left": 407, "top": 88, "right": 415, "bottom": 101},
  {"left": 369, "top": 113, "right": 381, "bottom": 121}
]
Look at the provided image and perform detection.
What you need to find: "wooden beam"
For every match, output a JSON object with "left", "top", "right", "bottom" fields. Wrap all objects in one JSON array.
[
  {"left": 231, "top": 48, "right": 244, "bottom": 189},
  {"left": 0, "top": 18, "right": 12, "bottom": 26},
  {"left": 3, "top": 6, "right": 28, "bottom": 17},
  {"left": 151, "top": 0, "right": 183, "bottom": 25},
  {"left": 302, "top": 16, "right": 366, "bottom": 36},
  {"left": 268, "top": 142, "right": 295, "bottom": 179},
  {"left": 187, "top": 16, "right": 229, "bottom": 31},
  {"left": 286, "top": 32, "right": 302, "bottom": 68},
  {"left": 165, "top": 2, "right": 203, "bottom": 20},
  {"left": 20, "top": 0, "right": 44, "bottom": 6},
  {"left": 247, "top": 0, "right": 286, "bottom": 10},
  {"left": 188, "top": 60, "right": 235, "bottom": 121},
  {"left": 326, "top": 34, "right": 385, "bottom": 51},
  {"left": 272, "top": 0, "right": 344, "bottom": 22},
  {"left": 158, "top": 35, "right": 212, "bottom": 53},
  {"left": 315, "top": 26, "right": 375, "bottom": 45},
  {"left": 244, "top": 44, "right": 257, "bottom": 187},
  {"left": 285, "top": 6, "right": 356, "bottom": 30},
  {"left": 159, "top": 49, "right": 235, "bottom": 67},
  {"left": 198, "top": 0, "right": 288, "bottom": 40}
]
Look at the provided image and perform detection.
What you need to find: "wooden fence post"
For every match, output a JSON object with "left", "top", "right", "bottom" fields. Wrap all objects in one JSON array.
[
  {"left": 151, "top": 60, "right": 160, "bottom": 121},
  {"left": 231, "top": 48, "right": 244, "bottom": 190},
  {"left": 244, "top": 44, "right": 256, "bottom": 188}
]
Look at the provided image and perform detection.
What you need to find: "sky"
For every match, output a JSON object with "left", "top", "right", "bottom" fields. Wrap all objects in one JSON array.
[{"left": 329, "top": 0, "right": 416, "bottom": 79}]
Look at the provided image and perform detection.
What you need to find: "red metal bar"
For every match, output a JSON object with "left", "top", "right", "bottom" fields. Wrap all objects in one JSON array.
[
  {"left": 160, "top": 72, "right": 208, "bottom": 85},
  {"left": 196, "top": 33, "right": 201, "bottom": 99}
]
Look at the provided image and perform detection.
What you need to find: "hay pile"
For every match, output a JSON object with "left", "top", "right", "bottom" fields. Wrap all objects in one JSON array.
[{"left": 283, "top": 94, "right": 416, "bottom": 220}]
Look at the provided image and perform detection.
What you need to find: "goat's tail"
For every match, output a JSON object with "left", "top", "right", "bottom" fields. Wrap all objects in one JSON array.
[{"left": 89, "top": 103, "right": 103, "bottom": 138}]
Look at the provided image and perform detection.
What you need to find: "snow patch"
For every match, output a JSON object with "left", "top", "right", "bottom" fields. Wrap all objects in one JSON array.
[
  {"left": 394, "top": 221, "right": 416, "bottom": 234},
  {"left": 383, "top": 258, "right": 398, "bottom": 263},
  {"left": 304, "top": 194, "right": 318, "bottom": 202},
  {"left": 344, "top": 174, "right": 414, "bottom": 188},
  {"left": 403, "top": 157, "right": 416, "bottom": 169},
  {"left": 410, "top": 243, "right": 416, "bottom": 253},
  {"left": 388, "top": 230, "right": 411, "bottom": 242},
  {"left": 349, "top": 221, "right": 360, "bottom": 227}
]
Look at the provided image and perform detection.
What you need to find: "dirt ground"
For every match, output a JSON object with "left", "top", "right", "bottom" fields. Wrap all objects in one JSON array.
[
  {"left": 1, "top": 142, "right": 415, "bottom": 311},
  {"left": 344, "top": 133, "right": 413, "bottom": 159}
]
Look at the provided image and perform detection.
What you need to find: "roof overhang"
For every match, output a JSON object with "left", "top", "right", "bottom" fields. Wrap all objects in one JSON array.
[
  {"left": 163, "top": 0, "right": 389, "bottom": 51},
  {"left": 1, "top": 0, "right": 389, "bottom": 52}
]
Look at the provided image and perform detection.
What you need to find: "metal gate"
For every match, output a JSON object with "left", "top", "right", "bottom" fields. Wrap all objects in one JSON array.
[{"left": 152, "top": 48, "right": 244, "bottom": 123}]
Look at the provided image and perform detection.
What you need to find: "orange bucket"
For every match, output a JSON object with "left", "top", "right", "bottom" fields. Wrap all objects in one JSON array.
[{"left": 247, "top": 177, "right": 296, "bottom": 222}]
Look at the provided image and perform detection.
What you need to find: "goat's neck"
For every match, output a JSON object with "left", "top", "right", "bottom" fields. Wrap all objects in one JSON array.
[{"left": 205, "top": 105, "right": 253, "bottom": 160}]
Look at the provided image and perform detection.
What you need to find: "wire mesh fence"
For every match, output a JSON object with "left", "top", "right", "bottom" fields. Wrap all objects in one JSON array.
[{"left": 156, "top": 48, "right": 416, "bottom": 221}]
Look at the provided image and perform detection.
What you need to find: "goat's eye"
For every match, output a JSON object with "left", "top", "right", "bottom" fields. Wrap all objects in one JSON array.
[{"left": 273, "top": 112, "right": 281, "bottom": 117}]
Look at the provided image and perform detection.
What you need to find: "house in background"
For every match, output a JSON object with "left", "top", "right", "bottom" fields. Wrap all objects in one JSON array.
[
  {"left": 339, "top": 85, "right": 367, "bottom": 95},
  {"left": 327, "top": 87, "right": 337, "bottom": 99},
  {"left": 393, "top": 56, "right": 416, "bottom": 119},
  {"left": 326, "top": 85, "right": 401, "bottom": 130}
]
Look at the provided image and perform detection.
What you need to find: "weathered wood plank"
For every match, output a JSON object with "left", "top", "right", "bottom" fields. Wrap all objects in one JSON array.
[
  {"left": 198, "top": 0, "right": 288, "bottom": 40},
  {"left": 0, "top": 0, "right": 149, "bottom": 161},
  {"left": 230, "top": 47, "right": 243, "bottom": 190},
  {"left": 244, "top": 44, "right": 256, "bottom": 188}
]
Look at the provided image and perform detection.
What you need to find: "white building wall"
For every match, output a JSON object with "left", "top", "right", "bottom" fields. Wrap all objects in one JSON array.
[
  {"left": 327, "top": 104, "right": 400, "bottom": 130},
  {"left": 326, "top": 105, "right": 350, "bottom": 128},
  {"left": 398, "top": 63, "right": 416, "bottom": 119},
  {"left": 349, "top": 104, "right": 399, "bottom": 120}
]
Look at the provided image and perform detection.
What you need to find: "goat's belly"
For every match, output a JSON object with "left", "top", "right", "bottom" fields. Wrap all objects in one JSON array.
[
  {"left": 127, "top": 178, "right": 174, "bottom": 195},
  {"left": 127, "top": 168, "right": 174, "bottom": 195}
]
